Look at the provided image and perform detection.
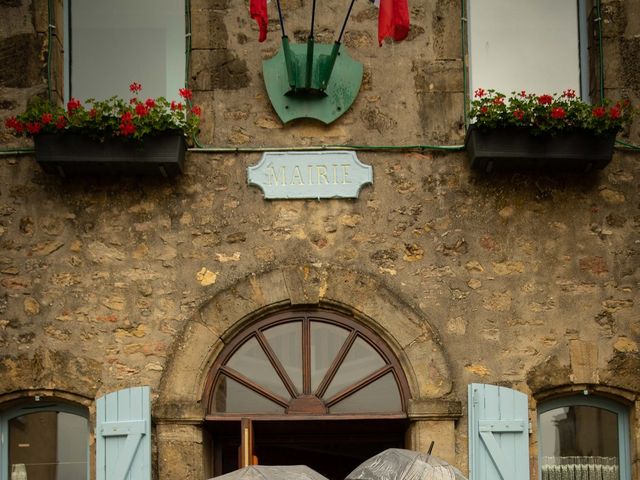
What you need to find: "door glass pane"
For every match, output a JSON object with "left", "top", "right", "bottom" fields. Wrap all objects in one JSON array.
[
  {"left": 8, "top": 411, "right": 88, "bottom": 480},
  {"left": 213, "top": 376, "right": 285, "bottom": 413},
  {"left": 540, "top": 405, "right": 620, "bottom": 479},
  {"left": 263, "top": 322, "right": 302, "bottom": 393},
  {"left": 227, "top": 336, "right": 290, "bottom": 400},
  {"left": 329, "top": 373, "right": 402, "bottom": 413},
  {"left": 310, "top": 322, "right": 350, "bottom": 392},
  {"left": 324, "top": 337, "right": 386, "bottom": 399}
]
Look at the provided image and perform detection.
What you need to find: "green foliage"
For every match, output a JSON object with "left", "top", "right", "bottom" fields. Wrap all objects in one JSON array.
[
  {"left": 5, "top": 83, "right": 201, "bottom": 142},
  {"left": 469, "top": 89, "right": 634, "bottom": 136}
]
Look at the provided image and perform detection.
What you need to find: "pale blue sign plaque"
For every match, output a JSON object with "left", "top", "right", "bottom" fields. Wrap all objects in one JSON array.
[{"left": 247, "top": 151, "right": 373, "bottom": 200}]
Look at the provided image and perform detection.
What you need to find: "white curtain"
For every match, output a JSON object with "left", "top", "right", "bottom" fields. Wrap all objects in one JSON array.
[{"left": 541, "top": 456, "right": 618, "bottom": 480}]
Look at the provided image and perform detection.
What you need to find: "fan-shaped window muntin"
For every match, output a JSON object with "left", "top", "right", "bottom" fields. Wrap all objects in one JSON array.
[{"left": 206, "top": 311, "right": 409, "bottom": 417}]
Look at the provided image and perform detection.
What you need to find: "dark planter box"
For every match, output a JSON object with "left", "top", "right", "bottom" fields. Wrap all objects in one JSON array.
[
  {"left": 464, "top": 126, "right": 616, "bottom": 173},
  {"left": 35, "top": 133, "right": 186, "bottom": 177}
]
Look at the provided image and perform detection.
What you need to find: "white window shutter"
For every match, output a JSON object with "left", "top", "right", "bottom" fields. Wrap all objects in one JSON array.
[
  {"left": 468, "top": 383, "right": 529, "bottom": 480},
  {"left": 96, "top": 386, "right": 151, "bottom": 480}
]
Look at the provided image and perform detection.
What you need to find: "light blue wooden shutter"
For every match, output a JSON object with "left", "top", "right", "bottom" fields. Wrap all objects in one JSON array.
[
  {"left": 468, "top": 383, "right": 529, "bottom": 480},
  {"left": 96, "top": 386, "right": 151, "bottom": 480}
]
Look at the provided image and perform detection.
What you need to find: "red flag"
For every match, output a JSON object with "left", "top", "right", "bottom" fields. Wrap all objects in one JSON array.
[
  {"left": 250, "top": 0, "right": 268, "bottom": 42},
  {"left": 378, "top": 0, "right": 410, "bottom": 46}
]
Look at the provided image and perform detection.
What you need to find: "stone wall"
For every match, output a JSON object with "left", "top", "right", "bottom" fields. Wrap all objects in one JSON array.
[{"left": 0, "top": 0, "right": 639, "bottom": 479}]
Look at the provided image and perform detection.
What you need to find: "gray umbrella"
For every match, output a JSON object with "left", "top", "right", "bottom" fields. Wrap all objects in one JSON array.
[
  {"left": 210, "top": 465, "right": 330, "bottom": 480},
  {"left": 345, "top": 448, "right": 467, "bottom": 480}
]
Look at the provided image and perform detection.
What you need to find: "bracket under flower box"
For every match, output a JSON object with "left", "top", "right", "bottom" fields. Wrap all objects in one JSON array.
[
  {"left": 34, "top": 133, "right": 186, "bottom": 177},
  {"left": 465, "top": 126, "right": 616, "bottom": 173}
]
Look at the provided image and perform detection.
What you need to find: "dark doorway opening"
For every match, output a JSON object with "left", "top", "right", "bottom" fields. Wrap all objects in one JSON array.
[{"left": 209, "top": 419, "right": 407, "bottom": 480}]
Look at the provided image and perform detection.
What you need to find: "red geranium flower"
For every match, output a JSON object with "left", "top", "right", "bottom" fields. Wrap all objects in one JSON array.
[
  {"left": 592, "top": 106, "right": 606, "bottom": 118},
  {"left": 562, "top": 89, "right": 576, "bottom": 99},
  {"left": 537, "top": 94, "right": 553, "bottom": 105},
  {"left": 55, "top": 115, "right": 67, "bottom": 129},
  {"left": 609, "top": 106, "right": 621, "bottom": 119},
  {"left": 41, "top": 113, "right": 53, "bottom": 124},
  {"left": 121, "top": 111, "right": 133, "bottom": 122},
  {"left": 513, "top": 109, "right": 524, "bottom": 120},
  {"left": 135, "top": 103, "right": 149, "bottom": 117},
  {"left": 67, "top": 98, "right": 82, "bottom": 113},
  {"left": 474, "top": 88, "right": 485, "bottom": 98},
  {"left": 191, "top": 105, "right": 202, "bottom": 116},
  {"left": 550, "top": 107, "right": 566, "bottom": 119},
  {"left": 145, "top": 98, "right": 156, "bottom": 109},
  {"left": 89, "top": 108, "right": 97, "bottom": 119},
  {"left": 129, "top": 82, "right": 142, "bottom": 94},
  {"left": 119, "top": 121, "right": 136, "bottom": 136},
  {"left": 171, "top": 101, "right": 183, "bottom": 111},
  {"left": 179, "top": 88, "right": 193, "bottom": 100},
  {"left": 493, "top": 97, "right": 504, "bottom": 105},
  {"left": 5, "top": 117, "right": 24, "bottom": 133},
  {"left": 519, "top": 90, "right": 527, "bottom": 98},
  {"left": 480, "top": 106, "right": 488, "bottom": 114},
  {"left": 26, "top": 122, "right": 42, "bottom": 134}
]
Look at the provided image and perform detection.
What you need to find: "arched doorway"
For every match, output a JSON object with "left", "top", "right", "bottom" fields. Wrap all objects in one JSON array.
[{"left": 203, "top": 308, "right": 411, "bottom": 479}]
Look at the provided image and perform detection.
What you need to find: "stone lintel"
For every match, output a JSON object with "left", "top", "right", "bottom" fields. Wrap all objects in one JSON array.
[
  {"left": 154, "top": 402, "right": 206, "bottom": 422},
  {"left": 407, "top": 398, "right": 462, "bottom": 420}
]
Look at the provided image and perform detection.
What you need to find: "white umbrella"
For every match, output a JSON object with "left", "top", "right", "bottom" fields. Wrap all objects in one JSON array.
[
  {"left": 345, "top": 448, "right": 467, "bottom": 480},
  {"left": 211, "top": 465, "right": 330, "bottom": 480}
]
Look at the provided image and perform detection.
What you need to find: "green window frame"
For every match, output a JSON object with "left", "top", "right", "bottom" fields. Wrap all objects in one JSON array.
[
  {"left": 537, "top": 394, "right": 631, "bottom": 480},
  {"left": 0, "top": 401, "right": 90, "bottom": 480},
  {"left": 60, "top": 0, "right": 189, "bottom": 103},
  {"left": 464, "top": 0, "right": 601, "bottom": 103}
]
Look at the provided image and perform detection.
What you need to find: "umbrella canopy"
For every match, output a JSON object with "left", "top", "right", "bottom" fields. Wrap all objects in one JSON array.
[
  {"left": 210, "top": 465, "right": 330, "bottom": 480},
  {"left": 345, "top": 448, "right": 467, "bottom": 480}
]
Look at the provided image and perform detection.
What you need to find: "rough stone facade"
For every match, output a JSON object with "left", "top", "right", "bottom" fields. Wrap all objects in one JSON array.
[{"left": 0, "top": 0, "right": 639, "bottom": 479}]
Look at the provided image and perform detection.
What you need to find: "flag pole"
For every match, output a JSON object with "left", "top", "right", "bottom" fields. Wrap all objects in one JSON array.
[
  {"left": 305, "top": 0, "right": 318, "bottom": 89},
  {"left": 275, "top": 0, "right": 286, "bottom": 37},
  {"left": 318, "top": 0, "right": 357, "bottom": 90},
  {"left": 336, "top": 0, "right": 357, "bottom": 44},
  {"left": 275, "top": 0, "right": 297, "bottom": 91}
]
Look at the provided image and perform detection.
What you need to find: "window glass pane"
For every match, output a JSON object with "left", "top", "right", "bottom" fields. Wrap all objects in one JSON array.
[
  {"left": 8, "top": 411, "right": 88, "bottom": 480},
  {"left": 310, "top": 322, "right": 350, "bottom": 392},
  {"left": 70, "top": 0, "right": 185, "bottom": 102},
  {"left": 324, "top": 337, "right": 385, "bottom": 399},
  {"left": 213, "top": 376, "right": 285, "bottom": 414},
  {"left": 227, "top": 337, "right": 290, "bottom": 400},
  {"left": 263, "top": 322, "right": 302, "bottom": 393},
  {"left": 540, "top": 405, "right": 620, "bottom": 479},
  {"left": 329, "top": 373, "right": 402, "bottom": 413},
  {"left": 468, "top": 0, "right": 581, "bottom": 96}
]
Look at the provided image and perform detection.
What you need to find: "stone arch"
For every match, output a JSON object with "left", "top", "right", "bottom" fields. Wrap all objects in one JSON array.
[
  {"left": 156, "top": 266, "right": 455, "bottom": 421},
  {"left": 525, "top": 340, "right": 640, "bottom": 402},
  {"left": 0, "top": 347, "right": 102, "bottom": 403}
]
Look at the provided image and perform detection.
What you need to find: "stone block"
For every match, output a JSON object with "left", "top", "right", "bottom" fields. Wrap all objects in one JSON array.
[
  {"left": 191, "top": 8, "right": 228, "bottom": 50},
  {"left": 0, "top": 33, "right": 43, "bottom": 88},
  {"left": 156, "top": 424, "right": 206, "bottom": 480},
  {"left": 190, "top": 49, "right": 250, "bottom": 91}
]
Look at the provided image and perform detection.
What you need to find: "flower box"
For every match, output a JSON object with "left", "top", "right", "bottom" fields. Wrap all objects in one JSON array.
[
  {"left": 34, "top": 133, "right": 186, "bottom": 177},
  {"left": 464, "top": 125, "right": 617, "bottom": 173}
]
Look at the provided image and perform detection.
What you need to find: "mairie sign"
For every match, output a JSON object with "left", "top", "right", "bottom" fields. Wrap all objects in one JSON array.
[{"left": 247, "top": 151, "right": 373, "bottom": 199}]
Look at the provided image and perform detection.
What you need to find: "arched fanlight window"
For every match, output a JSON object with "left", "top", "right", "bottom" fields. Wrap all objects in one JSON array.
[{"left": 205, "top": 309, "right": 410, "bottom": 417}]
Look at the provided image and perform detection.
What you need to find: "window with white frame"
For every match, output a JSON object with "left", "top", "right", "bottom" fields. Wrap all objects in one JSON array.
[
  {"left": 0, "top": 402, "right": 89, "bottom": 480},
  {"left": 466, "top": 0, "right": 591, "bottom": 100},
  {"left": 65, "top": 0, "right": 186, "bottom": 102},
  {"left": 538, "top": 395, "right": 631, "bottom": 480}
]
